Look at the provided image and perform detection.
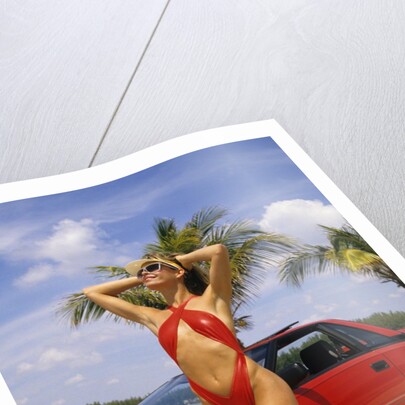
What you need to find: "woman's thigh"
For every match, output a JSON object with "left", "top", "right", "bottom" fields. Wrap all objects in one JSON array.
[{"left": 250, "top": 364, "right": 298, "bottom": 405}]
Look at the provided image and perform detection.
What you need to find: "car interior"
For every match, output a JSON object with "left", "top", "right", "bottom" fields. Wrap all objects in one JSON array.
[
  {"left": 276, "top": 362, "right": 309, "bottom": 388},
  {"left": 299, "top": 340, "right": 341, "bottom": 374}
]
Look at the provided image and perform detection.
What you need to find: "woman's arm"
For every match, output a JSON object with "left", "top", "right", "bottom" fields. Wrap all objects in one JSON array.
[
  {"left": 83, "top": 278, "right": 161, "bottom": 333},
  {"left": 83, "top": 277, "right": 143, "bottom": 296},
  {"left": 176, "top": 244, "right": 232, "bottom": 301}
]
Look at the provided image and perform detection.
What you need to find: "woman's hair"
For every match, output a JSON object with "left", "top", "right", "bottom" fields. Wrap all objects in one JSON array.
[{"left": 143, "top": 252, "right": 209, "bottom": 296}]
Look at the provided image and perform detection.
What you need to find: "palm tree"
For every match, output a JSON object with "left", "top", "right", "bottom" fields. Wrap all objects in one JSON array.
[
  {"left": 278, "top": 223, "right": 404, "bottom": 288},
  {"left": 57, "top": 206, "right": 294, "bottom": 330}
]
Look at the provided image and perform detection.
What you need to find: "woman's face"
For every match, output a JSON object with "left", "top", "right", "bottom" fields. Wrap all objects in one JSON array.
[{"left": 140, "top": 262, "right": 181, "bottom": 289}]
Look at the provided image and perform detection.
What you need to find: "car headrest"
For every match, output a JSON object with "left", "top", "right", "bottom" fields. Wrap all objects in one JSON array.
[{"left": 300, "top": 340, "right": 340, "bottom": 374}]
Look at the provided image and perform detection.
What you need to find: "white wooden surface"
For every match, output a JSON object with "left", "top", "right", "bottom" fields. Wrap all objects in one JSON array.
[
  {"left": 1, "top": 0, "right": 405, "bottom": 256},
  {"left": 0, "top": 0, "right": 168, "bottom": 179}
]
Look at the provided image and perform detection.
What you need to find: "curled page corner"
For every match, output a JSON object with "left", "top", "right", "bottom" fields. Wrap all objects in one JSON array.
[
  {"left": 0, "top": 118, "right": 403, "bottom": 282},
  {"left": 0, "top": 119, "right": 279, "bottom": 204},
  {"left": 0, "top": 373, "right": 16, "bottom": 405}
]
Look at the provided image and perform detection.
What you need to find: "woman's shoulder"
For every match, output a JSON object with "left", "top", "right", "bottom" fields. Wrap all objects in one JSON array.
[{"left": 186, "top": 293, "right": 234, "bottom": 324}]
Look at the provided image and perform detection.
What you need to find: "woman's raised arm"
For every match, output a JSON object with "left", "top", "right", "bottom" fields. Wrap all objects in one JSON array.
[
  {"left": 83, "top": 277, "right": 161, "bottom": 333},
  {"left": 83, "top": 277, "right": 142, "bottom": 297},
  {"left": 176, "top": 244, "right": 232, "bottom": 301}
]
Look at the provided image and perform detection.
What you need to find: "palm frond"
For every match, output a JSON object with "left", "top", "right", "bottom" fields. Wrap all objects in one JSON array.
[
  {"left": 227, "top": 233, "right": 295, "bottom": 304},
  {"left": 321, "top": 224, "right": 374, "bottom": 253},
  {"left": 279, "top": 224, "right": 404, "bottom": 288},
  {"left": 278, "top": 245, "right": 341, "bottom": 287},
  {"left": 233, "top": 315, "right": 254, "bottom": 334},
  {"left": 186, "top": 206, "right": 228, "bottom": 237},
  {"left": 56, "top": 292, "right": 108, "bottom": 327},
  {"left": 205, "top": 220, "right": 259, "bottom": 248},
  {"left": 232, "top": 302, "right": 254, "bottom": 336},
  {"left": 148, "top": 218, "right": 178, "bottom": 252},
  {"left": 144, "top": 226, "right": 201, "bottom": 255},
  {"left": 91, "top": 266, "right": 130, "bottom": 279},
  {"left": 118, "top": 286, "right": 167, "bottom": 308},
  {"left": 375, "top": 266, "right": 405, "bottom": 287},
  {"left": 338, "top": 249, "right": 383, "bottom": 271},
  {"left": 56, "top": 287, "right": 168, "bottom": 328}
]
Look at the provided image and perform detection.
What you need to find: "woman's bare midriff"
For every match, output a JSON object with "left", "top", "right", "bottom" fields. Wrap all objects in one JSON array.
[
  {"left": 175, "top": 319, "right": 239, "bottom": 396},
  {"left": 173, "top": 320, "right": 297, "bottom": 404}
]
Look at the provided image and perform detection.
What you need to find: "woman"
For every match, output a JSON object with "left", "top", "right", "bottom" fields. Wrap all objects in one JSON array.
[{"left": 83, "top": 244, "right": 297, "bottom": 405}]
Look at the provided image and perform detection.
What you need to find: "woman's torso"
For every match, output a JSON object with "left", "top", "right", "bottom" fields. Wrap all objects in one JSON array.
[
  {"left": 156, "top": 295, "right": 253, "bottom": 398},
  {"left": 152, "top": 295, "right": 297, "bottom": 405}
]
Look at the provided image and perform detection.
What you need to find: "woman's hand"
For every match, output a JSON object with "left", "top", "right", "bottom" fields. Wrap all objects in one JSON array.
[
  {"left": 176, "top": 245, "right": 232, "bottom": 302},
  {"left": 174, "top": 254, "right": 193, "bottom": 270},
  {"left": 82, "top": 276, "right": 143, "bottom": 297},
  {"left": 82, "top": 277, "right": 161, "bottom": 332},
  {"left": 176, "top": 245, "right": 228, "bottom": 266}
]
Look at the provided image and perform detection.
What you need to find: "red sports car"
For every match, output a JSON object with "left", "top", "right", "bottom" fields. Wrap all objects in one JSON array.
[{"left": 140, "top": 320, "right": 405, "bottom": 405}]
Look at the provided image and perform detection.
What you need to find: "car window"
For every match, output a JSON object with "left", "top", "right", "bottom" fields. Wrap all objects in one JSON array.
[
  {"left": 326, "top": 324, "right": 393, "bottom": 348},
  {"left": 245, "top": 343, "right": 267, "bottom": 366},
  {"left": 140, "top": 375, "right": 200, "bottom": 405},
  {"left": 275, "top": 332, "right": 341, "bottom": 373},
  {"left": 274, "top": 323, "right": 395, "bottom": 389},
  {"left": 273, "top": 329, "right": 360, "bottom": 389}
]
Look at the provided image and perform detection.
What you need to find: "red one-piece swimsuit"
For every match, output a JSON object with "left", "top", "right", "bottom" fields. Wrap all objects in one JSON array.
[{"left": 158, "top": 296, "right": 255, "bottom": 405}]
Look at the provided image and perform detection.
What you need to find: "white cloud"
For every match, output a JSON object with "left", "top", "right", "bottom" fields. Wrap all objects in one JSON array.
[
  {"left": 17, "top": 398, "right": 28, "bottom": 405},
  {"left": 0, "top": 221, "right": 44, "bottom": 256},
  {"left": 107, "top": 378, "right": 119, "bottom": 385},
  {"left": 71, "top": 351, "right": 103, "bottom": 368},
  {"left": 17, "top": 362, "right": 34, "bottom": 374},
  {"left": 348, "top": 300, "right": 359, "bottom": 307},
  {"left": 389, "top": 291, "right": 405, "bottom": 299},
  {"left": 314, "top": 303, "right": 337, "bottom": 314},
  {"left": 12, "top": 218, "right": 127, "bottom": 287},
  {"left": 257, "top": 269, "right": 282, "bottom": 294},
  {"left": 0, "top": 228, "right": 27, "bottom": 253},
  {"left": 263, "top": 319, "right": 280, "bottom": 330},
  {"left": 11, "top": 345, "right": 103, "bottom": 375},
  {"left": 65, "top": 374, "right": 84, "bottom": 386},
  {"left": 0, "top": 303, "right": 155, "bottom": 405},
  {"left": 37, "top": 347, "right": 102, "bottom": 371},
  {"left": 51, "top": 400, "right": 65, "bottom": 405},
  {"left": 0, "top": 304, "right": 138, "bottom": 374},
  {"left": 259, "top": 199, "right": 345, "bottom": 244},
  {"left": 38, "top": 348, "right": 76, "bottom": 370},
  {"left": 349, "top": 273, "right": 373, "bottom": 284},
  {"left": 35, "top": 219, "right": 104, "bottom": 263},
  {"left": 245, "top": 301, "right": 300, "bottom": 339},
  {"left": 301, "top": 313, "right": 322, "bottom": 324},
  {"left": 14, "top": 264, "right": 54, "bottom": 288}
]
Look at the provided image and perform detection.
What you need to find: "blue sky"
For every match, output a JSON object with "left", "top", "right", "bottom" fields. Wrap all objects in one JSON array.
[{"left": 0, "top": 137, "right": 404, "bottom": 405}]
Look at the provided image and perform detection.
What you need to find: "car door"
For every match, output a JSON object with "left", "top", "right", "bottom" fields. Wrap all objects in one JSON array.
[{"left": 295, "top": 345, "right": 405, "bottom": 405}]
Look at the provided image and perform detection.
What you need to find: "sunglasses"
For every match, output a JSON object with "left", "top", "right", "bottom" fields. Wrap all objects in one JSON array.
[{"left": 136, "top": 262, "right": 178, "bottom": 279}]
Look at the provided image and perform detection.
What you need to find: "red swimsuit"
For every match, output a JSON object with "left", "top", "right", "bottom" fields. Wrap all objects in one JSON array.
[{"left": 158, "top": 296, "right": 255, "bottom": 405}]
